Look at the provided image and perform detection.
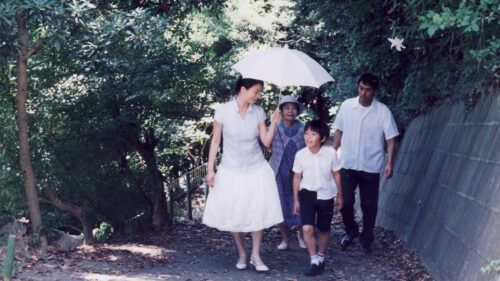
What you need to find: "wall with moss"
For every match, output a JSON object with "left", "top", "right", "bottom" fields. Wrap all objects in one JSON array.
[{"left": 377, "top": 87, "right": 500, "bottom": 281}]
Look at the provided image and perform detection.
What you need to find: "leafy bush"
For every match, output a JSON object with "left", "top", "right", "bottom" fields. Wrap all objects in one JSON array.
[
  {"left": 92, "top": 222, "right": 114, "bottom": 242},
  {"left": 481, "top": 259, "right": 500, "bottom": 276},
  {"left": 289, "top": 0, "right": 499, "bottom": 131}
]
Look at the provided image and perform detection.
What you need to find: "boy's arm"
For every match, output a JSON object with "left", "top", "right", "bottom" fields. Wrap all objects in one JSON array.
[
  {"left": 293, "top": 172, "right": 302, "bottom": 215},
  {"left": 332, "top": 170, "right": 343, "bottom": 209}
]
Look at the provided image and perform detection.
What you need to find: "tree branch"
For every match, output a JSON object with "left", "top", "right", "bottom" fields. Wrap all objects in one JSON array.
[
  {"left": 38, "top": 196, "right": 53, "bottom": 204},
  {"left": 186, "top": 141, "right": 200, "bottom": 167},
  {"left": 24, "top": 37, "right": 47, "bottom": 60}
]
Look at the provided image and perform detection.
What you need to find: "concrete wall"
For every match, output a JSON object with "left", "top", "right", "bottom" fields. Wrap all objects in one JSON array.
[{"left": 376, "top": 88, "right": 500, "bottom": 281}]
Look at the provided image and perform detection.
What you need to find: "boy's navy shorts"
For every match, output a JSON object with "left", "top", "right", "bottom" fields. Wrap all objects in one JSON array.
[{"left": 299, "top": 189, "right": 334, "bottom": 232}]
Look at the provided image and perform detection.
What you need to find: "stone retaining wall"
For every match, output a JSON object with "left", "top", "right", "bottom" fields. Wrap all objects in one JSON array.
[{"left": 376, "top": 88, "right": 500, "bottom": 281}]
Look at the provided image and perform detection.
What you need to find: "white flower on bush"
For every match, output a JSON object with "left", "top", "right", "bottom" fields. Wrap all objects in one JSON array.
[
  {"left": 388, "top": 37, "right": 406, "bottom": 51},
  {"left": 329, "top": 105, "right": 339, "bottom": 117}
]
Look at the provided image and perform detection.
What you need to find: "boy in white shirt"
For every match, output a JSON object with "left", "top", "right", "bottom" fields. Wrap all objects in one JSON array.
[{"left": 292, "top": 120, "right": 343, "bottom": 276}]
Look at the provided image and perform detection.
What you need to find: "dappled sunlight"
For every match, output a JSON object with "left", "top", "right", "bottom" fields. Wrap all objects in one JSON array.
[
  {"left": 76, "top": 243, "right": 175, "bottom": 260},
  {"left": 82, "top": 272, "right": 174, "bottom": 281},
  {"left": 105, "top": 244, "right": 175, "bottom": 256}
]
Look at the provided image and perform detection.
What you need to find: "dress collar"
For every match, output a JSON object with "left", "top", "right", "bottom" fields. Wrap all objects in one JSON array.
[{"left": 231, "top": 98, "right": 254, "bottom": 113}]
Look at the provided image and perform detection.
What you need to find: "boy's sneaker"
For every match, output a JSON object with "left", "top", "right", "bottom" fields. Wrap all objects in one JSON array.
[
  {"left": 318, "top": 260, "right": 325, "bottom": 273},
  {"left": 304, "top": 263, "right": 321, "bottom": 276}
]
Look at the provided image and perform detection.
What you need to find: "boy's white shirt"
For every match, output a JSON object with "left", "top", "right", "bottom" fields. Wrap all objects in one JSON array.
[{"left": 292, "top": 145, "right": 342, "bottom": 200}]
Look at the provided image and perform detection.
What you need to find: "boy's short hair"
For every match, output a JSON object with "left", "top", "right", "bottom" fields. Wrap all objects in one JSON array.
[{"left": 305, "top": 120, "right": 330, "bottom": 145}]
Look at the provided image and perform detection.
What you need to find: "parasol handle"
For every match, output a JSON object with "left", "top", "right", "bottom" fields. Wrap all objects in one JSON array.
[{"left": 278, "top": 87, "right": 283, "bottom": 107}]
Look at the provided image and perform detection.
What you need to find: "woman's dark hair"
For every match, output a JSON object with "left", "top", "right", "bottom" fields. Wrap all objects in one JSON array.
[
  {"left": 305, "top": 120, "right": 330, "bottom": 146},
  {"left": 279, "top": 102, "right": 299, "bottom": 112},
  {"left": 234, "top": 74, "right": 264, "bottom": 93},
  {"left": 358, "top": 73, "right": 379, "bottom": 91}
]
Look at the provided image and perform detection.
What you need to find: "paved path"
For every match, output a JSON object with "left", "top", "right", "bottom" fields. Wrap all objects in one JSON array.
[{"left": 14, "top": 215, "right": 434, "bottom": 281}]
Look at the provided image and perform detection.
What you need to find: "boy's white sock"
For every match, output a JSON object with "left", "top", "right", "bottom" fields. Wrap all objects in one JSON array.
[
  {"left": 310, "top": 254, "right": 320, "bottom": 265},
  {"left": 317, "top": 252, "right": 325, "bottom": 263}
]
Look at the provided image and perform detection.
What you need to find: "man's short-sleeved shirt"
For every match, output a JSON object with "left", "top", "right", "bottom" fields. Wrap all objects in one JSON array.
[
  {"left": 292, "top": 146, "right": 342, "bottom": 200},
  {"left": 334, "top": 97, "right": 399, "bottom": 173},
  {"left": 214, "top": 98, "right": 266, "bottom": 173}
]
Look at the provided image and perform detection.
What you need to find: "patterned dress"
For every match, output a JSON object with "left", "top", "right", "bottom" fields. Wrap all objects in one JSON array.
[{"left": 275, "top": 121, "right": 304, "bottom": 226}]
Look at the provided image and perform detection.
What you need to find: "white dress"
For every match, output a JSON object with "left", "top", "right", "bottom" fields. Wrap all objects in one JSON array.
[{"left": 202, "top": 99, "right": 284, "bottom": 232}]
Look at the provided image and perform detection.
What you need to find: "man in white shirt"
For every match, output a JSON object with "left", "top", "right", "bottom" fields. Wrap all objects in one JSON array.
[
  {"left": 292, "top": 120, "right": 343, "bottom": 276},
  {"left": 333, "top": 73, "right": 399, "bottom": 254}
]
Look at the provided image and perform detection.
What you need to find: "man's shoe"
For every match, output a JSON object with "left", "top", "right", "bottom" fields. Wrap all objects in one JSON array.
[
  {"left": 303, "top": 263, "right": 321, "bottom": 276},
  {"left": 340, "top": 235, "right": 355, "bottom": 251},
  {"left": 363, "top": 244, "right": 372, "bottom": 254}
]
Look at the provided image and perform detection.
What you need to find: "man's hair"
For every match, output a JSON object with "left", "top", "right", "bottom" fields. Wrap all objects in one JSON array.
[
  {"left": 358, "top": 73, "right": 379, "bottom": 91},
  {"left": 305, "top": 120, "right": 330, "bottom": 146}
]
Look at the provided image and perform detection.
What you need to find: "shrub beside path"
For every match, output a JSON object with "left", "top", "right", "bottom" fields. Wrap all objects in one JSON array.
[{"left": 9, "top": 214, "right": 434, "bottom": 281}]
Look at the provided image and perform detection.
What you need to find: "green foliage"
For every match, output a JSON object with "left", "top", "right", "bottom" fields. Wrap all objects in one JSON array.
[
  {"left": 0, "top": 47, "right": 26, "bottom": 219},
  {"left": 481, "top": 258, "right": 500, "bottom": 276},
  {"left": 92, "top": 222, "right": 114, "bottom": 242},
  {"left": 287, "top": 0, "right": 499, "bottom": 130},
  {"left": 417, "top": 0, "right": 499, "bottom": 77},
  {"left": 28, "top": 234, "right": 41, "bottom": 247},
  {"left": 0, "top": 236, "right": 7, "bottom": 248},
  {"left": 1, "top": 0, "right": 495, "bottom": 237},
  {"left": 418, "top": 1, "right": 496, "bottom": 35}
]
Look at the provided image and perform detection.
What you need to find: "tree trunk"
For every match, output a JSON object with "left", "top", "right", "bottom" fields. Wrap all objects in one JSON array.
[
  {"left": 127, "top": 139, "right": 167, "bottom": 227},
  {"left": 45, "top": 184, "right": 94, "bottom": 243},
  {"left": 15, "top": 10, "right": 48, "bottom": 251},
  {"left": 44, "top": 114, "right": 94, "bottom": 243}
]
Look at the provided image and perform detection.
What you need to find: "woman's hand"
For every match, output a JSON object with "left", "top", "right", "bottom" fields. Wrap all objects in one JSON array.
[
  {"left": 206, "top": 170, "right": 215, "bottom": 188},
  {"left": 336, "top": 196, "right": 343, "bottom": 210},
  {"left": 293, "top": 200, "right": 300, "bottom": 215},
  {"left": 271, "top": 108, "right": 281, "bottom": 124}
]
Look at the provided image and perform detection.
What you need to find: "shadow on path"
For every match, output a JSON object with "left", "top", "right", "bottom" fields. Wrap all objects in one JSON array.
[{"left": 14, "top": 214, "right": 434, "bottom": 281}]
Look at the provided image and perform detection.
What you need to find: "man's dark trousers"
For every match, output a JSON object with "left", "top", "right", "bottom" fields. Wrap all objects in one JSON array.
[{"left": 340, "top": 168, "right": 380, "bottom": 247}]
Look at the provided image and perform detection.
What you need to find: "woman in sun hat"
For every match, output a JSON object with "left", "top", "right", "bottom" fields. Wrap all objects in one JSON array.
[{"left": 269, "top": 95, "right": 307, "bottom": 250}]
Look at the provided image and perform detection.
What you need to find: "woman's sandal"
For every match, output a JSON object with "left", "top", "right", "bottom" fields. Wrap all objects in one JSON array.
[
  {"left": 250, "top": 260, "right": 269, "bottom": 272},
  {"left": 235, "top": 262, "right": 247, "bottom": 270},
  {"left": 235, "top": 256, "right": 247, "bottom": 270}
]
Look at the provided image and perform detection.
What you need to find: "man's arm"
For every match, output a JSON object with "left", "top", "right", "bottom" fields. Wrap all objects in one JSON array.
[
  {"left": 384, "top": 137, "right": 396, "bottom": 179},
  {"left": 332, "top": 170, "right": 343, "bottom": 210},
  {"left": 333, "top": 129, "right": 343, "bottom": 150}
]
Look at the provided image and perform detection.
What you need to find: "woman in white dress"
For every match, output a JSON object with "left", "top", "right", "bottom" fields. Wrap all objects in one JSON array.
[{"left": 203, "top": 74, "right": 284, "bottom": 272}]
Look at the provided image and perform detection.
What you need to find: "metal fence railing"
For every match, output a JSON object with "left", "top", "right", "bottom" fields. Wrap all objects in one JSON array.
[{"left": 165, "top": 148, "right": 272, "bottom": 223}]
